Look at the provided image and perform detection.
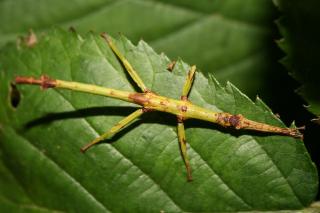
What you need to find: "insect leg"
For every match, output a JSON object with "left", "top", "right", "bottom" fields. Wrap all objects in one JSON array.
[
  {"left": 176, "top": 65, "right": 196, "bottom": 181},
  {"left": 101, "top": 33, "right": 148, "bottom": 92},
  {"left": 177, "top": 119, "right": 192, "bottom": 181},
  {"left": 80, "top": 108, "right": 144, "bottom": 152},
  {"left": 181, "top": 65, "right": 196, "bottom": 98}
]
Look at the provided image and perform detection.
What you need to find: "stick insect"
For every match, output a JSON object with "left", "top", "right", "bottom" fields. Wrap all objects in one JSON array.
[{"left": 15, "top": 33, "right": 303, "bottom": 181}]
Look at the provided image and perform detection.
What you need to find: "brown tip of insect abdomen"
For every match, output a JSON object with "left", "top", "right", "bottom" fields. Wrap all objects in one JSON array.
[
  {"left": 15, "top": 75, "right": 56, "bottom": 89},
  {"left": 240, "top": 117, "right": 304, "bottom": 139},
  {"left": 280, "top": 127, "right": 304, "bottom": 139},
  {"left": 216, "top": 113, "right": 304, "bottom": 139}
]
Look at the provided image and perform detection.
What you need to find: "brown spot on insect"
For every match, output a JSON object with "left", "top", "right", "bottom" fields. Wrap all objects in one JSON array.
[
  {"left": 179, "top": 105, "right": 188, "bottom": 113},
  {"left": 228, "top": 114, "right": 243, "bottom": 129},
  {"left": 40, "top": 75, "right": 56, "bottom": 89},
  {"left": 180, "top": 95, "right": 188, "bottom": 101},
  {"left": 128, "top": 93, "right": 150, "bottom": 106},
  {"left": 167, "top": 60, "right": 176, "bottom": 72},
  {"left": 216, "top": 112, "right": 243, "bottom": 129}
]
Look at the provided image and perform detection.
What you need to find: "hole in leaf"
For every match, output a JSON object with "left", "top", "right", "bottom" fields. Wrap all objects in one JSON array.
[{"left": 9, "top": 83, "right": 21, "bottom": 108}]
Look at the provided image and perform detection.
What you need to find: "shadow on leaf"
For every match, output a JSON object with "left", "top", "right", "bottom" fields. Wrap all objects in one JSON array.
[{"left": 23, "top": 105, "right": 280, "bottom": 145}]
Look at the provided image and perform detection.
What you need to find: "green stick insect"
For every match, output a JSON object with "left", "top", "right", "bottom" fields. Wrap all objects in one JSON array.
[{"left": 15, "top": 33, "right": 303, "bottom": 181}]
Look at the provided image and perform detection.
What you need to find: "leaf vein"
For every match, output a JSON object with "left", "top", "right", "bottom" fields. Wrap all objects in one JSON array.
[{"left": 250, "top": 136, "right": 304, "bottom": 206}]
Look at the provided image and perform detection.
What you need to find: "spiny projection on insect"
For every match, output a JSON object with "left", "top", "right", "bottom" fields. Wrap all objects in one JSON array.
[{"left": 15, "top": 33, "right": 303, "bottom": 181}]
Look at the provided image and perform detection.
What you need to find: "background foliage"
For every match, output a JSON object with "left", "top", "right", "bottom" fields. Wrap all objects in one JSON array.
[
  {"left": 0, "top": 0, "right": 319, "bottom": 212},
  {"left": 273, "top": 0, "right": 320, "bottom": 116}
]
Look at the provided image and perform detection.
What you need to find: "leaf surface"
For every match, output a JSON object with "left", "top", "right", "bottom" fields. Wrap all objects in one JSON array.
[{"left": 0, "top": 29, "right": 317, "bottom": 212}]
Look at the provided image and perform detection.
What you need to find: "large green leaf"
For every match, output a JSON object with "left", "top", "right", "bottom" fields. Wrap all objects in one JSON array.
[
  {"left": 273, "top": 0, "right": 320, "bottom": 115},
  {"left": 0, "top": 0, "right": 283, "bottom": 98},
  {"left": 0, "top": 29, "right": 317, "bottom": 212}
]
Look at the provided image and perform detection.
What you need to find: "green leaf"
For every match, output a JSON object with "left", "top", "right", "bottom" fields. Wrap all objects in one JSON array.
[
  {"left": 0, "top": 0, "right": 282, "bottom": 98},
  {"left": 273, "top": 0, "right": 320, "bottom": 115},
  {"left": 0, "top": 29, "right": 317, "bottom": 212}
]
